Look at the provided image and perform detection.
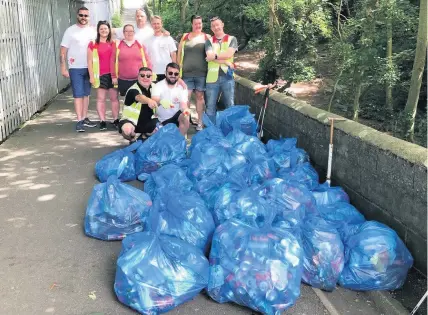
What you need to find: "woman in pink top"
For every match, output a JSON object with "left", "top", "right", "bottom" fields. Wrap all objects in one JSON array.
[
  {"left": 87, "top": 21, "right": 119, "bottom": 130},
  {"left": 111, "top": 24, "right": 152, "bottom": 97}
]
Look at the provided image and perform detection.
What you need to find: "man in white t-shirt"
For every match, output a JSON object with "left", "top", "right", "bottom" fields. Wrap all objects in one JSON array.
[
  {"left": 151, "top": 63, "right": 190, "bottom": 135},
  {"left": 146, "top": 15, "right": 177, "bottom": 82},
  {"left": 60, "top": 6, "right": 97, "bottom": 132}
]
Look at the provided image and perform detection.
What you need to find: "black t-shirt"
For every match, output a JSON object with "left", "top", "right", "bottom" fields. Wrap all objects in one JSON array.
[
  {"left": 124, "top": 82, "right": 151, "bottom": 105},
  {"left": 124, "top": 82, "right": 154, "bottom": 131}
]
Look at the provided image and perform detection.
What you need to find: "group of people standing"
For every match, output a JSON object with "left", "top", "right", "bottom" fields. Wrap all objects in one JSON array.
[{"left": 60, "top": 7, "right": 238, "bottom": 142}]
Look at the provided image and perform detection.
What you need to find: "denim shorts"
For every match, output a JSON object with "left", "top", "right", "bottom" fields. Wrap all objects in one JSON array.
[
  {"left": 69, "top": 68, "right": 91, "bottom": 98},
  {"left": 183, "top": 76, "right": 206, "bottom": 92}
]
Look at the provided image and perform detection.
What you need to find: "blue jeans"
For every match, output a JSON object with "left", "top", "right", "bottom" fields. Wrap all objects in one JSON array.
[{"left": 205, "top": 75, "right": 235, "bottom": 124}]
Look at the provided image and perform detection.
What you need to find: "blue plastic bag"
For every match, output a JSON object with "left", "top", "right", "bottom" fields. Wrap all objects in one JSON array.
[
  {"left": 230, "top": 157, "right": 277, "bottom": 186},
  {"left": 317, "top": 202, "right": 366, "bottom": 241},
  {"left": 188, "top": 123, "right": 228, "bottom": 154},
  {"left": 257, "top": 178, "right": 317, "bottom": 229},
  {"left": 142, "top": 164, "right": 193, "bottom": 200},
  {"left": 312, "top": 183, "right": 349, "bottom": 205},
  {"left": 206, "top": 172, "right": 248, "bottom": 222},
  {"left": 270, "top": 148, "right": 309, "bottom": 170},
  {"left": 135, "top": 124, "right": 187, "bottom": 179},
  {"left": 301, "top": 216, "right": 344, "bottom": 291},
  {"left": 266, "top": 137, "right": 310, "bottom": 170},
  {"left": 339, "top": 221, "right": 413, "bottom": 291},
  {"left": 194, "top": 172, "right": 229, "bottom": 203},
  {"left": 148, "top": 190, "right": 215, "bottom": 251},
  {"left": 211, "top": 186, "right": 270, "bottom": 226},
  {"left": 278, "top": 162, "right": 319, "bottom": 190},
  {"left": 115, "top": 232, "right": 209, "bottom": 314},
  {"left": 187, "top": 142, "right": 246, "bottom": 182},
  {"left": 216, "top": 105, "right": 257, "bottom": 136},
  {"left": 95, "top": 141, "right": 142, "bottom": 182},
  {"left": 85, "top": 157, "right": 152, "bottom": 241},
  {"left": 226, "top": 129, "right": 267, "bottom": 162},
  {"left": 208, "top": 218, "right": 303, "bottom": 314},
  {"left": 266, "top": 138, "right": 297, "bottom": 153}
]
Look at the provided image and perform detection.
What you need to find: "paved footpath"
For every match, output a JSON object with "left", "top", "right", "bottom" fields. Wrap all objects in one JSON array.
[{"left": 0, "top": 90, "right": 388, "bottom": 315}]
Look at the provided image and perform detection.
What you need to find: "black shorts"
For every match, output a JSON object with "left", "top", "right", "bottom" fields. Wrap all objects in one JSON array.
[
  {"left": 118, "top": 119, "right": 158, "bottom": 134},
  {"left": 155, "top": 74, "right": 166, "bottom": 83},
  {"left": 99, "top": 73, "right": 114, "bottom": 89},
  {"left": 118, "top": 79, "right": 137, "bottom": 96},
  {"left": 160, "top": 110, "right": 182, "bottom": 127}
]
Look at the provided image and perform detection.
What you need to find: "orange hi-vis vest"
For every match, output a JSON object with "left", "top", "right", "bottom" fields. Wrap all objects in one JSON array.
[{"left": 114, "top": 40, "right": 155, "bottom": 87}]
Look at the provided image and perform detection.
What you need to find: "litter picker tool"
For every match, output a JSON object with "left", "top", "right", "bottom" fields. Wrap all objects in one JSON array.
[
  {"left": 255, "top": 83, "right": 276, "bottom": 139},
  {"left": 410, "top": 290, "right": 428, "bottom": 315},
  {"left": 326, "top": 117, "right": 346, "bottom": 186}
]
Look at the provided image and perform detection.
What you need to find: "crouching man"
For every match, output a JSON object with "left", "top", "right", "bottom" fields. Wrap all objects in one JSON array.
[
  {"left": 151, "top": 62, "right": 190, "bottom": 136},
  {"left": 118, "top": 67, "right": 158, "bottom": 142}
]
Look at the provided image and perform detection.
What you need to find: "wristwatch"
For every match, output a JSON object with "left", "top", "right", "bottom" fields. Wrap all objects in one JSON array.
[{"left": 215, "top": 54, "right": 218, "bottom": 60}]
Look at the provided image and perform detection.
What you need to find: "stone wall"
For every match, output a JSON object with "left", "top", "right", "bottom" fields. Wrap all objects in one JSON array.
[{"left": 235, "top": 75, "right": 428, "bottom": 274}]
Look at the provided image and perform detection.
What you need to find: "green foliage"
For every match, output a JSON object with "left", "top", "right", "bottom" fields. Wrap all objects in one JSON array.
[
  {"left": 159, "top": 0, "right": 182, "bottom": 40},
  {"left": 156, "top": 0, "right": 425, "bottom": 144},
  {"left": 111, "top": 11, "right": 123, "bottom": 28}
]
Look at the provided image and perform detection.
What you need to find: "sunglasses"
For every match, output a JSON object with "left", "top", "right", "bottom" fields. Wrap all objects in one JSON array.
[
  {"left": 139, "top": 74, "right": 152, "bottom": 78},
  {"left": 210, "top": 16, "right": 220, "bottom": 22},
  {"left": 78, "top": 14, "right": 89, "bottom": 18},
  {"left": 167, "top": 71, "right": 179, "bottom": 76}
]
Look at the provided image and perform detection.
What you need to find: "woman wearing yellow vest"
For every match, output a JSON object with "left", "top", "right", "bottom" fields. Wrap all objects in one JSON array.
[
  {"left": 205, "top": 17, "right": 238, "bottom": 124},
  {"left": 110, "top": 24, "right": 152, "bottom": 98},
  {"left": 87, "top": 21, "right": 119, "bottom": 131},
  {"left": 177, "top": 15, "right": 211, "bottom": 131}
]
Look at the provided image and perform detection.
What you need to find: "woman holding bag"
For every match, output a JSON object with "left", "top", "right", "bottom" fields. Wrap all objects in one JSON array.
[{"left": 87, "top": 20, "right": 120, "bottom": 130}]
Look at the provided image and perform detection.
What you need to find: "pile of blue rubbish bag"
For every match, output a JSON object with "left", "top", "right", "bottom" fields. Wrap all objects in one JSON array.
[{"left": 84, "top": 105, "right": 414, "bottom": 315}]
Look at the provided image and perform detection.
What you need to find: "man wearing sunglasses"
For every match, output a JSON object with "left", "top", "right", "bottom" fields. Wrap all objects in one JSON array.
[
  {"left": 204, "top": 16, "right": 238, "bottom": 124},
  {"left": 151, "top": 63, "right": 190, "bottom": 136},
  {"left": 118, "top": 67, "right": 158, "bottom": 142},
  {"left": 60, "top": 7, "right": 97, "bottom": 132}
]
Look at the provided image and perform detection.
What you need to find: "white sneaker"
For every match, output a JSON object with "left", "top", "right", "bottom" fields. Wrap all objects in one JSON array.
[{"left": 196, "top": 123, "right": 203, "bottom": 131}]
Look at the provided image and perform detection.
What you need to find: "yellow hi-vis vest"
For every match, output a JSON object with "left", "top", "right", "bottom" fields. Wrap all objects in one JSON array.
[
  {"left": 178, "top": 32, "right": 209, "bottom": 77},
  {"left": 206, "top": 34, "right": 234, "bottom": 84},
  {"left": 122, "top": 83, "right": 153, "bottom": 125},
  {"left": 114, "top": 40, "right": 156, "bottom": 88},
  {"left": 90, "top": 40, "right": 101, "bottom": 88}
]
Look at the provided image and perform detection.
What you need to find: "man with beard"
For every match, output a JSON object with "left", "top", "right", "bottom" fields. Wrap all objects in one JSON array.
[
  {"left": 151, "top": 63, "right": 190, "bottom": 136},
  {"left": 60, "top": 7, "right": 97, "bottom": 132}
]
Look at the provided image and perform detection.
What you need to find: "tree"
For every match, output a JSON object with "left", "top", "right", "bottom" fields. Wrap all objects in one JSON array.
[
  {"left": 180, "top": 0, "right": 188, "bottom": 31},
  {"left": 402, "top": 0, "right": 427, "bottom": 141}
]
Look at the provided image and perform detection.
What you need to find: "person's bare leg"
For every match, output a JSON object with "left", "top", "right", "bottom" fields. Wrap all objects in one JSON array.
[
  {"left": 74, "top": 97, "right": 84, "bottom": 121},
  {"left": 82, "top": 95, "right": 90, "bottom": 119},
  {"left": 195, "top": 90, "right": 205, "bottom": 125},
  {"left": 96, "top": 89, "right": 107, "bottom": 121},
  {"left": 109, "top": 88, "right": 120, "bottom": 121},
  {"left": 121, "top": 123, "right": 136, "bottom": 141},
  {"left": 178, "top": 114, "right": 190, "bottom": 136}
]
